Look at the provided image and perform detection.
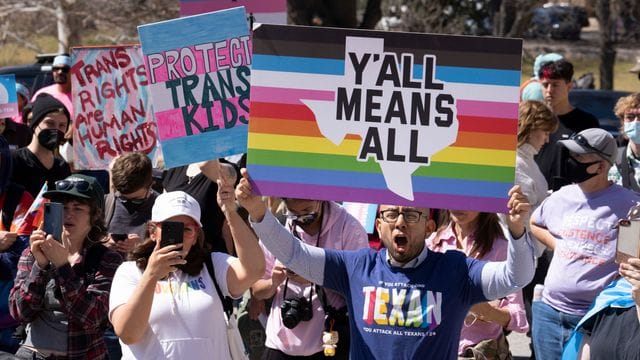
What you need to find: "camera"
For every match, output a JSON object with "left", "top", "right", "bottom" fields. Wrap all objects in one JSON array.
[{"left": 281, "top": 296, "right": 313, "bottom": 329}]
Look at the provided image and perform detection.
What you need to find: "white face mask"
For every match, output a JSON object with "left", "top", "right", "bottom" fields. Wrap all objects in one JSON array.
[{"left": 624, "top": 121, "right": 640, "bottom": 144}]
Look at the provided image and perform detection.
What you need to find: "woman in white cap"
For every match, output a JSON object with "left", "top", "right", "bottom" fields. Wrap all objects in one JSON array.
[{"left": 109, "top": 173, "right": 265, "bottom": 359}]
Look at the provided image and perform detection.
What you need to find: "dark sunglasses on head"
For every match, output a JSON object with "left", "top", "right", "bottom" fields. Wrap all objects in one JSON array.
[
  {"left": 55, "top": 178, "right": 91, "bottom": 192},
  {"left": 570, "top": 133, "right": 611, "bottom": 159}
]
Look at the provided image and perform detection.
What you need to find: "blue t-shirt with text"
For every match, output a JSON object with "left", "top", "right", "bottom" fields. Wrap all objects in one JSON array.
[{"left": 322, "top": 247, "right": 486, "bottom": 360}]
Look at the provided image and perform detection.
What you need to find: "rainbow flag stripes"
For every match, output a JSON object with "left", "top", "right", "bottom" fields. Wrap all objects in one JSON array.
[{"left": 247, "top": 25, "right": 522, "bottom": 213}]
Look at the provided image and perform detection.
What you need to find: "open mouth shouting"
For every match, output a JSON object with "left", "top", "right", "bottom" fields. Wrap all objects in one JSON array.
[{"left": 393, "top": 234, "right": 408, "bottom": 253}]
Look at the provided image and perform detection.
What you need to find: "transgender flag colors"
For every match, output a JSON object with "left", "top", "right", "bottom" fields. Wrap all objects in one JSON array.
[
  {"left": 138, "top": 7, "right": 251, "bottom": 168},
  {"left": 247, "top": 24, "right": 522, "bottom": 213}
]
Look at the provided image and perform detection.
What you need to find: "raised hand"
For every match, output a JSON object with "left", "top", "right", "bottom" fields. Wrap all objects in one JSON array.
[
  {"left": 29, "top": 229, "right": 49, "bottom": 268},
  {"left": 506, "top": 185, "right": 530, "bottom": 239},
  {"left": 144, "top": 240, "right": 186, "bottom": 281},
  {"left": 39, "top": 234, "right": 70, "bottom": 268},
  {"left": 217, "top": 162, "right": 238, "bottom": 214},
  {"left": 235, "top": 168, "right": 267, "bottom": 222}
]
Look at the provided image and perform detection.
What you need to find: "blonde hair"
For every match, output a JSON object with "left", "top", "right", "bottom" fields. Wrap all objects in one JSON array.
[
  {"left": 517, "top": 101, "right": 559, "bottom": 147},
  {"left": 614, "top": 92, "right": 640, "bottom": 121}
]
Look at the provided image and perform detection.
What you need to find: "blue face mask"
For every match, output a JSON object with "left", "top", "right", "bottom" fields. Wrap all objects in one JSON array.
[{"left": 624, "top": 121, "right": 640, "bottom": 144}]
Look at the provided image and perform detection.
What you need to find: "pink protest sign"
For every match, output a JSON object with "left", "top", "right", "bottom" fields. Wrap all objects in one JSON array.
[{"left": 71, "top": 46, "right": 160, "bottom": 170}]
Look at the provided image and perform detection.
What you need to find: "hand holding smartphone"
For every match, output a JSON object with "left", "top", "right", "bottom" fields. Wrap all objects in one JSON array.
[
  {"left": 43, "top": 202, "right": 64, "bottom": 242},
  {"left": 111, "top": 233, "right": 128, "bottom": 242},
  {"left": 160, "top": 221, "right": 184, "bottom": 248}
]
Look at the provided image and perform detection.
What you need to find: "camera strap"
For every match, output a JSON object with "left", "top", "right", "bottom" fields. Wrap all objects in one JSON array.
[{"left": 281, "top": 276, "right": 314, "bottom": 304}]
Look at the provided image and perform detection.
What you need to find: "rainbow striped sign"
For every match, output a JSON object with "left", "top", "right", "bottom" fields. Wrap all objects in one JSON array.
[
  {"left": 247, "top": 25, "right": 521, "bottom": 213},
  {"left": 180, "top": 0, "right": 286, "bottom": 24}
]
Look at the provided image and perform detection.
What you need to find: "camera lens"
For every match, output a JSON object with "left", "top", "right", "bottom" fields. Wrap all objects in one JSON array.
[{"left": 281, "top": 300, "right": 302, "bottom": 329}]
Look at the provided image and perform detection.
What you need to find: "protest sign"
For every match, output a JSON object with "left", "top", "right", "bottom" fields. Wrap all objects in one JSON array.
[
  {"left": 138, "top": 6, "right": 251, "bottom": 168},
  {"left": 71, "top": 46, "right": 159, "bottom": 170},
  {"left": 247, "top": 25, "right": 521, "bottom": 213},
  {"left": 179, "top": 0, "right": 286, "bottom": 24},
  {"left": 0, "top": 74, "right": 18, "bottom": 118}
]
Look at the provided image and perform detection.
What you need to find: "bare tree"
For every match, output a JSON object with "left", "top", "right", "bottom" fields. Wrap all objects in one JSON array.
[
  {"left": 0, "top": 0, "right": 178, "bottom": 55},
  {"left": 288, "top": 0, "right": 381, "bottom": 29}
]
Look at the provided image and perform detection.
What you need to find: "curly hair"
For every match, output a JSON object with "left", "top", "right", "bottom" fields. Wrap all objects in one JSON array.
[
  {"left": 129, "top": 222, "right": 211, "bottom": 276},
  {"left": 614, "top": 93, "right": 640, "bottom": 133},
  {"left": 517, "top": 100, "right": 559, "bottom": 148}
]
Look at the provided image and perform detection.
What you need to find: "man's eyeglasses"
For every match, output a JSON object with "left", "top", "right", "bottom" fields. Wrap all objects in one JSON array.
[
  {"left": 285, "top": 212, "right": 317, "bottom": 223},
  {"left": 56, "top": 178, "right": 91, "bottom": 192},
  {"left": 570, "top": 134, "right": 611, "bottom": 159},
  {"left": 379, "top": 209, "right": 424, "bottom": 223},
  {"left": 53, "top": 67, "right": 69, "bottom": 74},
  {"left": 624, "top": 113, "right": 640, "bottom": 122}
]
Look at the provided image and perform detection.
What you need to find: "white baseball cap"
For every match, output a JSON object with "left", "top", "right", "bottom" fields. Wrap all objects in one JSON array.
[{"left": 151, "top": 191, "right": 202, "bottom": 227}]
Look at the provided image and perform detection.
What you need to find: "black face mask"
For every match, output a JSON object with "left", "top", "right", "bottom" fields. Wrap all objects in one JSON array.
[
  {"left": 37, "top": 128, "right": 64, "bottom": 151},
  {"left": 565, "top": 156, "right": 600, "bottom": 183}
]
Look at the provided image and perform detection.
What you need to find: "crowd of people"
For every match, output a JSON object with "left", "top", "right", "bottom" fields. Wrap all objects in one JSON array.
[{"left": 0, "top": 51, "right": 638, "bottom": 360}]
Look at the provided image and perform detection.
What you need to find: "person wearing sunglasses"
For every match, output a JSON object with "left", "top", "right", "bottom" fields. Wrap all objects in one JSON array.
[
  {"left": 11, "top": 93, "right": 71, "bottom": 198},
  {"left": 608, "top": 93, "right": 640, "bottom": 192},
  {"left": 428, "top": 210, "right": 528, "bottom": 358},
  {"left": 104, "top": 152, "right": 158, "bottom": 256},
  {"left": 236, "top": 168, "right": 535, "bottom": 360},
  {"left": 251, "top": 198, "right": 368, "bottom": 360},
  {"left": 529, "top": 128, "right": 640, "bottom": 360},
  {"left": 8, "top": 174, "right": 123, "bottom": 360},
  {"left": 108, "top": 176, "right": 264, "bottom": 359},
  {"left": 31, "top": 54, "right": 74, "bottom": 121}
]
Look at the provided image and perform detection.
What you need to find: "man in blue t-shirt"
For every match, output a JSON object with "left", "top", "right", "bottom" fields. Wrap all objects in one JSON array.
[{"left": 236, "top": 172, "right": 535, "bottom": 360}]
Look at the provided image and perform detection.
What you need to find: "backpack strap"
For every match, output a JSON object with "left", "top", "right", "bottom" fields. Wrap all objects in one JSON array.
[
  {"left": 205, "top": 254, "right": 234, "bottom": 317},
  {"left": 616, "top": 146, "right": 640, "bottom": 192},
  {"left": 103, "top": 192, "right": 116, "bottom": 228}
]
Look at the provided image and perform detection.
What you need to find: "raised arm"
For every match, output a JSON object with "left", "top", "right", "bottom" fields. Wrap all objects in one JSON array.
[
  {"left": 216, "top": 167, "right": 264, "bottom": 298},
  {"left": 236, "top": 169, "right": 326, "bottom": 285},
  {"left": 481, "top": 186, "right": 535, "bottom": 299}
]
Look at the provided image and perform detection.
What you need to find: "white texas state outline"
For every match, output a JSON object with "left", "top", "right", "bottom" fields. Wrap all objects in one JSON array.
[{"left": 301, "top": 36, "right": 459, "bottom": 200}]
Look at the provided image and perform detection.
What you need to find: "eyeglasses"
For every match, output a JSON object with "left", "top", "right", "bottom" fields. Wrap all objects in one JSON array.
[
  {"left": 285, "top": 212, "right": 317, "bottom": 223},
  {"left": 624, "top": 113, "right": 640, "bottom": 122},
  {"left": 55, "top": 178, "right": 91, "bottom": 192},
  {"left": 570, "top": 133, "right": 611, "bottom": 159},
  {"left": 53, "top": 67, "right": 69, "bottom": 73},
  {"left": 379, "top": 209, "right": 424, "bottom": 223}
]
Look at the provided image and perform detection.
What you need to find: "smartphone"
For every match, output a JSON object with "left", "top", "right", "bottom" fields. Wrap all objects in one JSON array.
[
  {"left": 43, "top": 202, "right": 64, "bottom": 242},
  {"left": 160, "top": 221, "right": 184, "bottom": 248},
  {"left": 111, "top": 233, "right": 128, "bottom": 242},
  {"left": 616, "top": 219, "right": 640, "bottom": 263}
]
